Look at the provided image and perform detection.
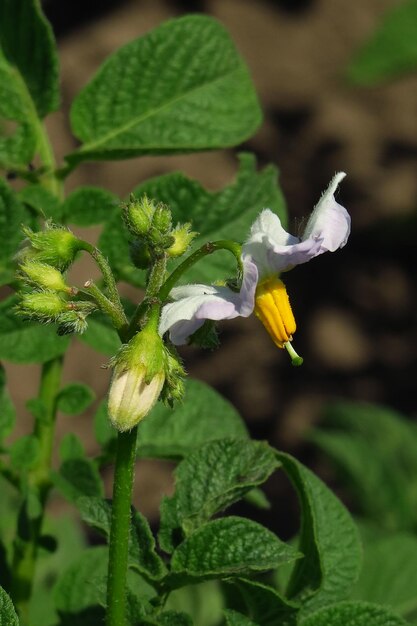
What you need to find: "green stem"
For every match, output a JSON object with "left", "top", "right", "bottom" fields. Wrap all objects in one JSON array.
[
  {"left": 158, "top": 240, "right": 242, "bottom": 302},
  {"left": 11, "top": 357, "right": 63, "bottom": 624},
  {"left": 79, "top": 242, "right": 126, "bottom": 317},
  {"left": 106, "top": 427, "right": 138, "bottom": 626},
  {"left": 82, "top": 281, "right": 128, "bottom": 336},
  {"left": 127, "top": 255, "right": 168, "bottom": 337}
]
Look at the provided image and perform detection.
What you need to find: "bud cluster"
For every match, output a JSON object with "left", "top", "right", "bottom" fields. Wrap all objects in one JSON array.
[
  {"left": 16, "top": 223, "right": 95, "bottom": 335},
  {"left": 122, "top": 195, "right": 196, "bottom": 267}
]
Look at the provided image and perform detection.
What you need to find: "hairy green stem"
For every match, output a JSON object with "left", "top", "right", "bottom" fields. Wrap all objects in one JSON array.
[
  {"left": 158, "top": 240, "right": 242, "bottom": 302},
  {"left": 82, "top": 281, "right": 128, "bottom": 335},
  {"left": 11, "top": 357, "right": 63, "bottom": 624},
  {"left": 79, "top": 242, "right": 126, "bottom": 320},
  {"left": 107, "top": 258, "right": 166, "bottom": 626},
  {"left": 128, "top": 255, "right": 168, "bottom": 337},
  {"left": 106, "top": 428, "right": 138, "bottom": 626}
]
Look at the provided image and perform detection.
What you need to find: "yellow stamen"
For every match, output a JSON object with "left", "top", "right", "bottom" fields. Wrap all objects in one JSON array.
[{"left": 254, "top": 277, "right": 296, "bottom": 349}]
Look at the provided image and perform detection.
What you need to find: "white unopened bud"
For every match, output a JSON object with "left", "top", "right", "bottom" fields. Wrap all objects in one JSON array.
[
  {"left": 108, "top": 321, "right": 166, "bottom": 432},
  {"left": 108, "top": 366, "right": 165, "bottom": 432}
]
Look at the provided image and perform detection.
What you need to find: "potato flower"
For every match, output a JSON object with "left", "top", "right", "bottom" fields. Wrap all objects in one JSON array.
[{"left": 159, "top": 172, "right": 350, "bottom": 364}]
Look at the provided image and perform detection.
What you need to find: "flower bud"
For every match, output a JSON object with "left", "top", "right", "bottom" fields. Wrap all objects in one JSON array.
[
  {"left": 167, "top": 223, "right": 197, "bottom": 258},
  {"left": 17, "top": 291, "right": 68, "bottom": 320},
  {"left": 122, "top": 195, "right": 155, "bottom": 237},
  {"left": 151, "top": 204, "right": 172, "bottom": 235},
  {"left": 19, "top": 260, "right": 70, "bottom": 293},
  {"left": 22, "top": 223, "right": 82, "bottom": 271},
  {"left": 108, "top": 322, "right": 166, "bottom": 432},
  {"left": 161, "top": 349, "right": 186, "bottom": 406}
]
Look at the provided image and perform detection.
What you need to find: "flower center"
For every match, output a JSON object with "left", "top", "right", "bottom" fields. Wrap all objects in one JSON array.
[{"left": 254, "top": 277, "right": 296, "bottom": 349}]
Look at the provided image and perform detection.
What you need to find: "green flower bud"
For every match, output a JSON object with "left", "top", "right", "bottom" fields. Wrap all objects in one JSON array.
[
  {"left": 129, "top": 240, "right": 152, "bottom": 270},
  {"left": 19, "top": 260, "right": 70, "bottom": 293},
  {"left": 17, "top": 291, "right": 68, "bottom": 320},
  {"left": 57, "top": 310, "right": 89, "bottom": 335},
  {"left": 108, "top": 321, "right": 166, "bottom": 432},
  {"left": 22, "top": 223, "right": 82, "bottom": 271},
  {"left": 151, "top": 204, "right": 172, "bottom": 235},
  {"left": 122, "top": 195, "right": 155, "bottom": 237},
  {"left": 167, "top": 223, "right": 197, "bottom": 258}
]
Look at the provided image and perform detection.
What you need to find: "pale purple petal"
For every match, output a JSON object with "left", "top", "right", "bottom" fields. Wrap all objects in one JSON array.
[
  {"left": 159, "top": 260, "right": 258, "bottom": 345},
  {"left": 302, "top": 171, "right": 350, "bottom": 252},
  {"left": 243, "top": 173, "right": 350, "bottom": 275}
]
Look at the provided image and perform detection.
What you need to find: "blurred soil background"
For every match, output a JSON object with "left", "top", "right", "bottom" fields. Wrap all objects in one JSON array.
[{"left": 4, "top": 0, "right": 417, "bottom": 535}]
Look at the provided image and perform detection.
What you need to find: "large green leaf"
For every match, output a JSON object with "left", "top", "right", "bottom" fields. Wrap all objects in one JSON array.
[
  {"left": 62, "top": 186, "right": 119, "bottom": 225},
  {"left": 100, "top": 154, "right": 286, "bottom": 286},
  {"left": 277, "top": 452, "right": 361, "bottom": 617},
  {"left": 68, "top": 15, "right": 261, "bottom": 165},
  {"left": 159, "top": 438, "right": 279, "bottom": 553},
  {"left": 137, "top": 379, "right": 248, "bottom": 459},
  {"left": 78, "top": 311, "right": 122, "bottom": 356},
  {"left": 0, "top": 179, "right": 25, "bottom": 284},
  {"left": 169, "top": 517, "right": 299, "bottom": 586},
  {"left": 52, "top": 458, "right": 103, "bottom": 504},
  {"left": 311, "top": 402, "right": 417, "bottom": 531},
  {"left": 17, "top": 184, "right": 63, "bottom": 221},
  {"left": 0, "top": 295, "right": 70, "bottom": 363},
  {"left": 224, "top": 611, "right": 258, "bottom": 626},
  {"left": 0, "top": 0, "right": 59, "bottom": 117},
  {"left": 226, "top": 578, "right": 298, "bottom": 626},
  {"left": 351, "top": 525, "right": 417, "bottom": 621},
  {"left": 300, "top": 601, "right": 408, "bottom": 626},
  {"left": 348, "top": 0, "right": 417, "bottom": 84},
  {"left": 0, "top": 586, "right": 19, "bottom": 625}
]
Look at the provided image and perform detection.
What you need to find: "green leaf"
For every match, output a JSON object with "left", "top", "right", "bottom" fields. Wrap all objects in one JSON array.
[
  {"left": 138, "top": 379, "right": 248, "bottom": 459},
  {"left": 102, "top": 154, "right": 286, "bottom": 286},
  {"left": 224, "top": 610, "right": 258, "bottom": 626},
  {"left": 17, "top": 184, "right": 63, "bottom": 221},
  {"left": 0, "top": 295, "right": 70, "bottom": 363},
  {"left": 54, "top": 546, "right": 156, "bottom": 623},
  {"left": 0, "top": 586, "right": 19, "bottom": 625},
  {"left": 57, "top": 383, "right": 95, "bottom": 415},
  {"left": 79, "top": 311, "right": 121, "bottom": 356},
  {"left": 52, "top": 458, "right": 103, "bottom": 504},
  {"left": 10, "top": 434, "right": 40, "bottom": 470},
  {"left": 77, "top": 497, "right": 166, "bottom": 581},
  {"left": 159, "top": 438, "right": 280, "bottom": 553},
  {"left": 0, "top": 0, "right": 59, "bottom": 117},
  {"left": 0, "top": 363, "right": 15, "bottom": 441},
  {"left": 0, "top": 179, "right": 25, "bottom": 283},
  {"left": 348, "top": 0, "right": 417, "bottom": 85},
  {"left": 351, "top": 525, "right": 417, "bottom": 621},
  {"left": 59, "top": 433, "right": 85, "bottom": 461},
  {"left": 29, "top": 515, "right": 85, "bottom": 626},
  {"left": 53, "top": 546, "right": 108, "bottom": 618},
  {"left": 226, "top": 578, "right": 298, "bottom": 626},
  {"left": 68, "top": 15, "right": 261, "bottom": 165},
  {"left": 300, "top": 601, "right": 408, "bottom": 626},
  {"left": 62, "top": 186, "right": 119, "bottom": 225},
  {"left": 165, "top": 581, "right": 224, "bottom": 626},
  {"left": 169, "top": 516, "right": 299, "bottom": 586},
  {"left": 277, "top": 452, "right": 362, "bottom": 616},
  {"left": 311, "top": 402, "right": 417, "bottom": 531},
  {"left": 139, "top": 611, "right": 193, "bottom": 626},
  {"left": 0, "top": 55, "right": 36, "bottom": 168},
  {"left": 130, "top": 509, "right": 167, "bottom": 580}
]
